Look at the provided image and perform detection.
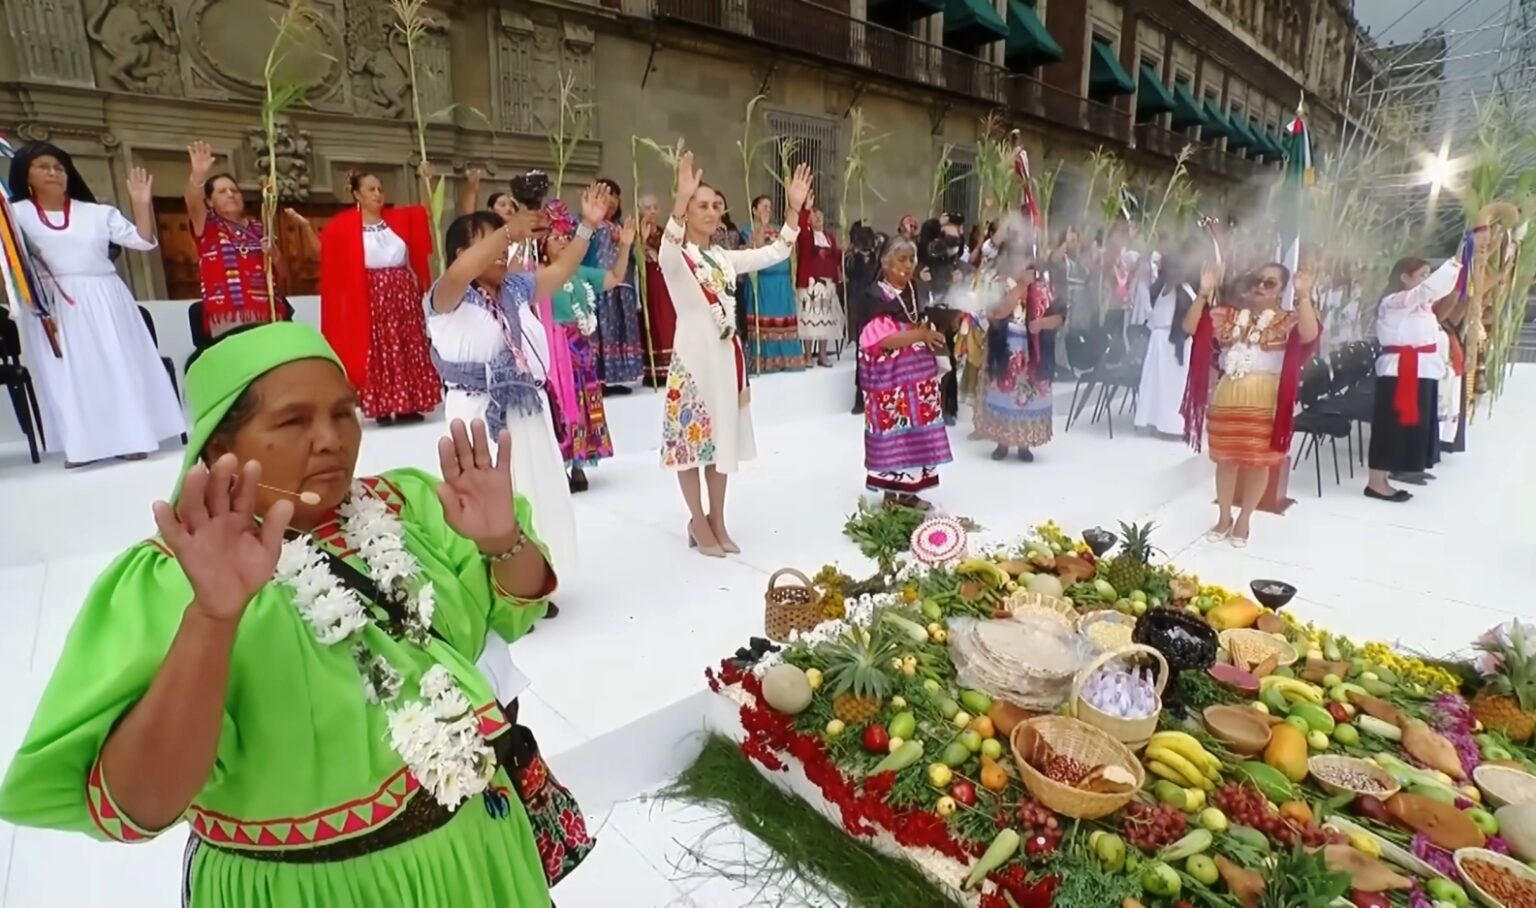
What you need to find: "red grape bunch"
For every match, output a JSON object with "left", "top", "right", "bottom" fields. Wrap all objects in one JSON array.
[
  {"left": 1122, "top": 801, "right": 1188, "bottom": 852},
  {"left": 1211, "top": 783, "right": 1334, "bottom": 848},
  {"left": 1018, "top": 799, "right": 1063, "bottom": 853}
]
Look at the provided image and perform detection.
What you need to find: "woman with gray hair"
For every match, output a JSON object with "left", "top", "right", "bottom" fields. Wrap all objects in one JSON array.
[{"left": 857, "top": 236, "right": 952, "bottom": 509}]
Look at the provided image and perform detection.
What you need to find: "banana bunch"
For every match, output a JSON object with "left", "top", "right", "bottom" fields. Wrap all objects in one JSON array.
[
  {"left": 1145, "top": 732, "right": 1222, "bottom": 791},
  {"left": 1259, "top": 676, "right": 1324, "bottom": 706},
  {"left": 956, "top": 559, "right": 1010, "bottom": 587}
]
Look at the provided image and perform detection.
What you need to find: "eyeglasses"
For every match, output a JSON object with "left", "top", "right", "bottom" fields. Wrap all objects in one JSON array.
[
  {"left": 30, "top": 162, "right": 67, "bottom": 175},
  {"left": 1250, "top": 276, "right": 1282, "bottom": 290}
]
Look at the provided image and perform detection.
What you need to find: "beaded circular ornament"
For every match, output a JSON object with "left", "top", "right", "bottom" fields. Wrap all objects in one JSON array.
[{"left": 910, "top": 516, "right": 967, "bottom": 565}]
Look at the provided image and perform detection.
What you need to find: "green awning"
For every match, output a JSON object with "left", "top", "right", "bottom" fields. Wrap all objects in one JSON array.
[
  {"left": 1171, "top": 82, "right": 1207, "bottom": 130},
  {"left": 945, "top": 0, "right": 1008, "bottom": 44},
  {"left": 1005, "top": 0, "right": 1063, "bottom": 69},
  {"left": 1264, "top": 125, "right": 1288, "bottom": 159},
  {"left": 1226, "top": 113, "right": 1258, "bottom": 151},
  {"left": 1136, "top": 65, "right": 1176, "bottom": 117},
  {"left": 1201, "top": 99, "right": 1233, "bottom": 139},
  {"left": 1089, "top": 40, "right": 1136, "bottom": 97},
  {"left": 1251, "top": 119, "right": 1281, "bottom": 159}
]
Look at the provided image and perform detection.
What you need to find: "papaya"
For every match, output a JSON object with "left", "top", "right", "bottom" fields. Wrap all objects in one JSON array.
[
  {"left": 1234, "top": 761, "right": 1295, "bottom": 804},
  {"left": 1264, "top": 723, "right": 1310, "bottom": 783},
  {"left": 1207, "top": 597, "right": 1263, "bottom": 631}
]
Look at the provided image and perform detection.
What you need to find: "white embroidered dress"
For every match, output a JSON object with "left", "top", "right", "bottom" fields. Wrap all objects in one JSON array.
[{"left": 657, "top": 216, "right": 798, "bottom": 472}]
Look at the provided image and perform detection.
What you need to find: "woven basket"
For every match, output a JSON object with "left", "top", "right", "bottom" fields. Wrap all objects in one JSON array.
[
  {"left": 1006, "top": 589, "right": 1077, "bottom": 624},
  {"left": 763, "top": 569, "right": 823, "bottom": 640},
  {"left": 1012, "top": 716, "right": 1144, "bottom": 819},
  {"left": 1070, "top": 644, "right": 1169, "bottom": 752},
  {"left": 1076, "top": 609, "right": 1137, "bottom": 651}
]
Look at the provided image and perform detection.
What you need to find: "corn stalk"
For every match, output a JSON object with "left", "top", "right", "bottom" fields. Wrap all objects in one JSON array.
[
  {"left": 1033, "top": 161, "right": 1061, "bottom": 241},
  {"left": 1144, "top": 144, "right": 1195, "bottom": 244},
  {"left": 971, "top": 119, "right": 1018, "bottom": 228},
  {"left": 389, "top": 0, "right": 450, "bottom": 273},
  {"left": 737, "top": 94, "right": 779, "bottom": 371},
  {"left": 928, "top": 143, "right": 960, "bottom": 219},
  {"left": 258, "top": 0, "right": 328, "bottom": 320},
  {"left": 840, "top": 107, "right": 886, "bottom": 229},
  {"left": 1081, "top": 147, "right": 1116, "bottom": 224},
  {"left": 631, "top": 135, "right": 684, "bottom": 384},
  {"left": 546, "top": 71, "right": 594, "bottom": 202}
]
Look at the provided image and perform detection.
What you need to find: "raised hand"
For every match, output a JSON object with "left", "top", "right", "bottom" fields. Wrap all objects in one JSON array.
[
  {"left": 618, "top": 215, "right": 638, "bottom": 247},
  {"left": 578, "top": 181, "right": 612, "bottom": 228},
  {"left": 187, "top": 141, "right": 216, "bottom": 181},
  {"left": 151, "top": 455, "right": 293, "bottom": 623},
  {"left": 281, "top": 207, "right": 310, "bottom": 229},
  {"left": 674, "top": 149, "right": 703, "bottom": 203},
  {"left": 506, "top": 207, "right": 544, "bottom": 244},
  {"left": 126, "top": 167, "right": 154, "bottom": 207},
  {"left": 1292, "top": 267, "right": 1314, "bottom": 302},
  {"left": 1199, "top": 261, "right": 1224, "bottom": 296},
  {"left": 436, "top": 418, "right": 520, "bottom": 554},
  {"left": 786, "top": 163, "right": 813, "bottom": 214}
]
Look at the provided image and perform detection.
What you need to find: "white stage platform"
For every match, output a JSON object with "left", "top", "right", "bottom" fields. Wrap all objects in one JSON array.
[{"left": 1, "top": 359, "right": 1534, "bottom": 907}]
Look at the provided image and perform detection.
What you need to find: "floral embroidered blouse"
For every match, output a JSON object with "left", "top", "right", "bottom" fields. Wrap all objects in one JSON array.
[{"left": 0, "top": 470, "right": 552, "bottom": 848}]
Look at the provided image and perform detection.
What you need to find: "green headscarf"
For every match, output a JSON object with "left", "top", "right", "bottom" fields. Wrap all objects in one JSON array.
[{"left": 174, "top": 322, "right": 345, "bottom": 502}]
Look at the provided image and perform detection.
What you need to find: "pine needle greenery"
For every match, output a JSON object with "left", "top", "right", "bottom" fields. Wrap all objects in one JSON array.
[
  {"left": 258, "top": 0, "right": 330, "bottom": 319},
  {"left": 663, "top": 735, "right": 956, "bottom": 908}
]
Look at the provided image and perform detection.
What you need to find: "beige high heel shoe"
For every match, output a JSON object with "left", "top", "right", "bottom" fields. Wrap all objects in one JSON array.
[{"left": 688, "top": 520, "right": 726, "bottom": 558}]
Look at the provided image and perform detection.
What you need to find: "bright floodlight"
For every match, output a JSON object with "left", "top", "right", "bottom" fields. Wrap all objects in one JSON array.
[{"left": 1421, "top": 151, "right": 1454, "bottom": 190}]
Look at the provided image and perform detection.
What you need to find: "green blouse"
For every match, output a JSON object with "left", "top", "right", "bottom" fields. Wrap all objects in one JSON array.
[
  {"left": 0, "top": 468, "right": 550, "bottom": 855},
  {"left": 550, "top": 265, "right": 606, "bottom": 324}
]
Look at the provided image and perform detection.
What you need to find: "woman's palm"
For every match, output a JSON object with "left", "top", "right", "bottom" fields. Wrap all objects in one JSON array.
[{"left": 436, "top": 420, "right": 518, "bottom": 548}]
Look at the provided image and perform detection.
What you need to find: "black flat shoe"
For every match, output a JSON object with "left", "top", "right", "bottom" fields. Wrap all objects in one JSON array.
[
  {"left": 603, "top": 385, "right": 633, "bottom": 396},
  {"left": 395, "top": 413, "right": 425, "bottom": 425},
  {"left": 543, "top": 602, "right": 560, "bottom": 619},
  {"left": 1017, "top": 447, "right": 1035, "bottom": 463},
  {"left": 377, "top": 415, "right": 397, "bottom": 427},
  {"left": 1364, "top": 487, "right": 1412, "bottom": 502},
  {"left": 1390, "top": 472, "right": 1427, "bottom": 486},
  {"left": 568, "top": 469, "right": 589, "bottom": 493},
  {"left": 990, "top": 445, "right": 1009, "bottom": 461}
]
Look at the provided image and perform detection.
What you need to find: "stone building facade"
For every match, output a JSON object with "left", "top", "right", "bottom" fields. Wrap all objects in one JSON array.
[{"left": 0, "top": 0, "right": 1375, "bottom": 300}]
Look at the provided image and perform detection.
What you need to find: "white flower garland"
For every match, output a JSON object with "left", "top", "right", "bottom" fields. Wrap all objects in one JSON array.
[
  {"left": 685, "top": 242, "right": 737, "bottom": 339},
  {"left": 1220, "top": 308, "right": 1278, "bottom": 379},
  {"left": 562, "top": 278, "right": 599, "bottom": 336},
  {"left": 273, "top": 481, "right": 493, "bottom": 811}
]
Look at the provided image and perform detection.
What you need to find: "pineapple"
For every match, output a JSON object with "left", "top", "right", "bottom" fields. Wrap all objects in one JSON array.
[
  {"left": 1472, "top": 621, "right": 1536, "bottom": 743},
  {"left": 1104, "top": 521, "right": 1157, "bottom": 595},
  {"left": 822, "top": 627, "right": 899, "bottom": 725}
]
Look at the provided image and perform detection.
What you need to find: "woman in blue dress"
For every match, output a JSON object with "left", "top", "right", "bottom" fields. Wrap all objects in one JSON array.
[
  {"left": 741, "top": 195, "right": 803, "bottom": 374},
  {"left": 584, "top": 178, "right": 645, "bottom": 391}
]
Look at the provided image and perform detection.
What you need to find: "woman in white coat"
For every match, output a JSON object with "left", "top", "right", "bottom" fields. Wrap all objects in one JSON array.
[
  {"left": 1134, "top": 251, "right": 1195, "bottom": 437},
  {"left": 657, "top": 149, "right": 814, "bottom": 557}
]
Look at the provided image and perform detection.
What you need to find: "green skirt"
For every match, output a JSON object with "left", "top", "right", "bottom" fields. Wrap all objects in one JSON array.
[{"left": 186, "top": 770, "right": 550, "bottom": 907}]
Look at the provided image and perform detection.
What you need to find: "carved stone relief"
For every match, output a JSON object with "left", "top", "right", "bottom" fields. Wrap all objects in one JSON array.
[
  {"left": 344, "top": 0, "right": 411, "bottom": 117},
  {"left": 246, "top": 122, "right": 314, "bottom": 202},
  {"left": 8, "top": 0, "right": 97, "bottom": 86},
  {"left": 85, "top": 0, "right": 182, "bottom": 94},
  {"left": 183, "top": 0, "right": 345, "bottom": 105},
  {"left": 495, "top": 10, "right": 596, "bottom": 137}
]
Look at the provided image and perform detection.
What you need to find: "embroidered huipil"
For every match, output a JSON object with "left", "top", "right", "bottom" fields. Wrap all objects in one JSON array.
[
  {"left": 427, "top": 272, "right": 545, "bottom": 439},
  {"left": 0, "top": 471, "right": 553, "bottom": 906},
  {"left": 196, "top": 214, "right": 279, "bottom": 338}
]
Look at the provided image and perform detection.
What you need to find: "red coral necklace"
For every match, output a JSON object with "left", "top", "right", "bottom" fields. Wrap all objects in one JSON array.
[{"left": 35, "top": 198, "right": 71, "bottom": 232}]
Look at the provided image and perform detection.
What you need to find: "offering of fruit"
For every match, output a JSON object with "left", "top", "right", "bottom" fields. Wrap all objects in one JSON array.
[
  {"left": 1103, "top": 521, "right": 1157, "bottom": 596},
  {"left": 822, "top": 627, "right": 899, "bottom": 725}
]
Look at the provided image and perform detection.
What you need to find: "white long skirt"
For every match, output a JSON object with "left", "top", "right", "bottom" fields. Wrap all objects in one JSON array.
[
  {"left": 444, "top": 389, "right": 578, "bottom": 579},
  {"left": 1134, "top": 326, "right": 1191, "bottom": 436},
  {"left": 1440, "top": 372, "right": 1462, "bottom": 444},
  {"left": 797, "top": 278, "right": 844, "bottom": 341},
  {"left": 19, "top": 274, "right": 185, "bottom": 463}
]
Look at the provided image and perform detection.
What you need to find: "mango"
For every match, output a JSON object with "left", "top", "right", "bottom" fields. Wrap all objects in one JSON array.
[
  {"left": 1264, "top": 723, "right": 1310, "bottom": 783},
  {"left": 1207, "top": 597, "right": 1263, "bottom": 631}
]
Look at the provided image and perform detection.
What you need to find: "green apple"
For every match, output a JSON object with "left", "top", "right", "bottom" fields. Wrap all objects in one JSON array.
[
  {"left": 1464, "top": 807, "right": 1499, "bottom": 836},
  {"left": 980, "top": 738, "right": 1004, "bottom": 759},
  {"left": 958, "top": 729, "right": 983, "bottom": 753}
]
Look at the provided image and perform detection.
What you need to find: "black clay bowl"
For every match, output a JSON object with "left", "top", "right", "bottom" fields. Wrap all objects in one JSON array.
[
  {"left": 1250, "top": 580, "right": 1298, "bottom": 610},
  {"left": 1133, "top": 608, "right": 1219, "bottom": 672},
  {"left": 1082, "top": 527, "right": 1118, "bottom": 557}
]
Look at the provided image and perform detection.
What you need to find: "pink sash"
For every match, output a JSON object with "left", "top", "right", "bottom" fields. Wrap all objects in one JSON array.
[{"left": 535, "top": 293, "right": 579, "bottom": 434}]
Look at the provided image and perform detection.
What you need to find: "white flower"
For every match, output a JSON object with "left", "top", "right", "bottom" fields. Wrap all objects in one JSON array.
[
  {"left": 419, "top": 665, "right": 455, "bottom": 700},
  {"left": 387, "top": 702, "right": 434, "bottom": 750},
  {"left": 290, "top": 562, "right": 337, "bottom": 604},
  {"left": 414, "top": 584, "right": 436, "bottom": 629},
  {"left": 430, "top": 687, "right": 472, "bottom": 721},
  {"left": 275, "top": 539, "right": 320, "bottom": 581}
]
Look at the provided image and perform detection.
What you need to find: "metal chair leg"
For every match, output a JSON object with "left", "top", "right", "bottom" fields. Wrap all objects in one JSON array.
[
  {"left": 1330, "top": 437, "right": 1341, "bottom": 485},
  {"left": 1315, "top": 440, "right": 1324, "bottom": 497}
]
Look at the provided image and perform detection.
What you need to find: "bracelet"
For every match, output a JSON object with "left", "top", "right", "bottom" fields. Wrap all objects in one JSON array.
[
  {"left": 482, "top": 532, "right": 526, "bottom": 563},
  {"left": 575, "top": 223, "right": 595, "bottom": 241}
]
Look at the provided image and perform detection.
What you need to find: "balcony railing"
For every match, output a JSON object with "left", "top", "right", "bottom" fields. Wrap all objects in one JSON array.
[
  {"left": 1136, "top": 123, "right": 1194, "bottom": 160},
  {"left": 1005, "top": 77, "right": 1131, "bottom": 145},
  {"left": 653, "top": 0, "right": 1004, "bottom": 104}
]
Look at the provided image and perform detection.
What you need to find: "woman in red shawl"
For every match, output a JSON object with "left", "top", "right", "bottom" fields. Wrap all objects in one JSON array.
[
  {"left": 639, "top": 194, "right": 675, "bottom": 386},
  {"left": 315, "top": 164, "right": 440, "bottom": 424},
  {"left": 1181, "top": 261, "right": 1319, "bottom": 547}
]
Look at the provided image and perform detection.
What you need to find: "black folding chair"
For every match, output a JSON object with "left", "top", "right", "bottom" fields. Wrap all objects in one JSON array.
[
  {"left": 1063, "top": 328, "right": 1109, "bottom": 431},
  {"left": 0, "top": 311, "right": 45, "bottom": 463},
  {"left": 139, "top": 305, "right": 188, "bottom": 445},
  {"left": 1291, "top": 357, "right": 1352, "bottom": 496}
]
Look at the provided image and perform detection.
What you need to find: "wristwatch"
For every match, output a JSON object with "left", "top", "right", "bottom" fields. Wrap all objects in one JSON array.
[{"left": 575, "top": 223, "right": 595, "bottom": 241}]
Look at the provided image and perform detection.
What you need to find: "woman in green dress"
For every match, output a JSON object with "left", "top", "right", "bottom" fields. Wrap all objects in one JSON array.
[{"left": 0, "top": 319, "right": 568, "bottom": 906}]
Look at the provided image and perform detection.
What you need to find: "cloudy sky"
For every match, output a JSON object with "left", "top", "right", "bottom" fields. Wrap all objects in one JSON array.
[{"left": 1354, "top": 0, "right": 1516, "bottom": 128}]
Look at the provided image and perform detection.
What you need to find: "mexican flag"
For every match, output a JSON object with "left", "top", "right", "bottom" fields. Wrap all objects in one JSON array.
[{"left": 1277, "top": 104, "right": 1314, "bottom": 310}]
